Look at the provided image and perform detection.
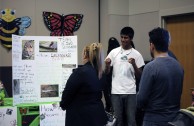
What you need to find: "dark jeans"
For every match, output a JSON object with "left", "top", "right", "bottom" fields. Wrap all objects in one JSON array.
[
  {"left": 111, "top": 94, "right": 137, "bottom": 126},
  {"left": 136, "top": 108, "right": 144, "bottom": 126},
  {"left": 143, "top": 121, "right": 169, "bottom": 126}
]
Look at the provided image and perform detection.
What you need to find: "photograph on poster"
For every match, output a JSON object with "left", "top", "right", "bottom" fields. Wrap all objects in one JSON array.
[
  {"left": 39, "top": 41, "right": 58, "bottom": 52},
  {"left": 41, "top": 84, "right": 59, "bottom": 98},
  {"left": 17, "top": 106, "right": 40, "bottom": 126},
  {"left": 6, "top": 108, "right": 13, "bottom": 115},
  {"left": 22, "top": 40, "right": 35, "bottom": 60},
  {"left": 62, "top": 64, "right": 76, "bottom": 68},
  {"left": 13, "top": 79, "right": 20, "bottom": 95}
]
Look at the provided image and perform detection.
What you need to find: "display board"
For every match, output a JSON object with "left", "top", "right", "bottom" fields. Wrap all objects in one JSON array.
[
  {"left": 0, "top": 106, "right": 17, "bottom": 126},
  {"left": 12, "top": 35, "right": 78, "bottom": 106}
]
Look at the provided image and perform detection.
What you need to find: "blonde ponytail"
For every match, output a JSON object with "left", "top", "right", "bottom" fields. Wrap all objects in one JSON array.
[{"left": 88, "top": 43, "right": 104, "bottom": 79}]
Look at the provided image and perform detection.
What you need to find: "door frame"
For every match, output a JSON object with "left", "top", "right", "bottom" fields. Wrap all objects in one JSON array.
[
  {"left": 159, "top": 5, "right": 194, "bottom": 27},
  {"left": 159, "top": 6, "right": 194, "bottom": 108}
]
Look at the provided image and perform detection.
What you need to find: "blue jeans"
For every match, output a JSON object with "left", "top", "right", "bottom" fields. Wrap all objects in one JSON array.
[{"left": 111, "top": 94, "right": 136, "bottom": 126}]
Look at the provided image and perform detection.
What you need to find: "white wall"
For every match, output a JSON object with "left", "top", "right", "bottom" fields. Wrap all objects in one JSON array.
[{"left": 0, "top": 0, "right": 99, "bottom": 66}]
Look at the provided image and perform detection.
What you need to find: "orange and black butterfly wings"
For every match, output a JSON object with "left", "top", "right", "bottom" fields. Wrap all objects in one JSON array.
[{"left": 43, "top": 11, "right": 83, "bottom": 36}]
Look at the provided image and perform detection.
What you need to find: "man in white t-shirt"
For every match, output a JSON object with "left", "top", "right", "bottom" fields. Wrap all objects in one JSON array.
[{"left": 105, "top": 26, "right": 145, "bottom": 126}]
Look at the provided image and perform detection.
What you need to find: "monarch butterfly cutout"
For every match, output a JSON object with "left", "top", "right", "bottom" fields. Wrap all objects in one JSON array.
[
  {"left": 43, "top": 11, "right": 83, "bottom": 36},
  {"left": 0, "top": 9, "right": 31, "bottom": 49},
  {"left": 19, "top": 107, "right": 28, "bottom": 115}
]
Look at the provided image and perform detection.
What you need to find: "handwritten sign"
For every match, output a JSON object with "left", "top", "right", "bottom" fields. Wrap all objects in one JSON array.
[
  {"left": 0, "top": 107, "right": 17, "bottom": 126},
  {"left": 12, "top": 35, "right": 78, "bottom": 105},
  {"left": 40, "top": 103, "right": 66, "bottom": 126}
]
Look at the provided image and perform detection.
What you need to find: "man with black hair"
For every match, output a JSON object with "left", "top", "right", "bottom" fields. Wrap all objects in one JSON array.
[
  {"left": 137, "top": 27, "right": 184, "bottom": 126},
  {"left": 105, "top": 26, "right": 145, "bottom": 126}
]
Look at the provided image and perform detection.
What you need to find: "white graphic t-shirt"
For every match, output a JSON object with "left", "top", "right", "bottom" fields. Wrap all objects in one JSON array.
[{"left": 106, "top": 47, "right": 145, "bottom": 94}]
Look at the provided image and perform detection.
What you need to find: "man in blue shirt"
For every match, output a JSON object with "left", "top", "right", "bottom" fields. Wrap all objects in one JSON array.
[{"left": 137, "top": 27, "right": 184, "bottom": 126}]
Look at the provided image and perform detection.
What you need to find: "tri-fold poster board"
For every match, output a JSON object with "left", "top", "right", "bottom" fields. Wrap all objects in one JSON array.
[
  {"left": 12, "top": 34, "right": 78, "bottom": 105},
  {"left": 10, "top": 34, "right": 78, "bottom": 125}
]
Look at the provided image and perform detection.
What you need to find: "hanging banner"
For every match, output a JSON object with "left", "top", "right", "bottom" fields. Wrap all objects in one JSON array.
[{"left": 12, "top": 35, "right": 78, "bottom": 105}]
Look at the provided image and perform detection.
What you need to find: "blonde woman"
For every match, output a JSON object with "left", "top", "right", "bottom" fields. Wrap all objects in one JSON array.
[{"left": 60, "top": 43, "right": 108, "bottom": 126}]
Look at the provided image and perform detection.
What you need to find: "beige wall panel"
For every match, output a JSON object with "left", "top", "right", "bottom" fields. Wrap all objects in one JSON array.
[
  {"left": 0, "top": 0, "right": 2, "bottom": 8},
  {"left": 128, "top": 12, "right": 159, "bottom": 61},
  {"left": 109, "top": 15, "right": 129, "bottom": 41},
  {"left": 160, "top": 0, "right": 194, "bottom": 10},
  {"left": 129, "top": 0, "right": 159, "bottom": 15},
  {"left": 108, "top": 0, "right": 129, "bottom": 15},
  {"left": 100, "top": 0, "right": 109, "bottom": 61}
]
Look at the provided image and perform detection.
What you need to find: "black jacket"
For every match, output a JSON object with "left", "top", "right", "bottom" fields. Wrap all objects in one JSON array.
[{"left": 60, "top": 62, "right": 108, "bottom": 126}]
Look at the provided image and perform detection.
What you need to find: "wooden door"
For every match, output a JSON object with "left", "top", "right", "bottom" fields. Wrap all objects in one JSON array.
[{"left": 165, "top": 14, "right": 194, "bottom": 108}]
